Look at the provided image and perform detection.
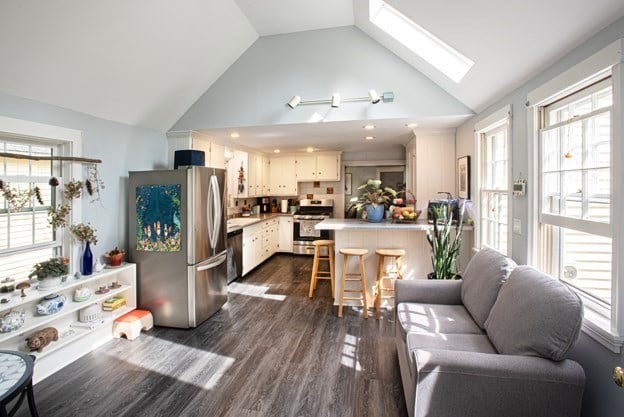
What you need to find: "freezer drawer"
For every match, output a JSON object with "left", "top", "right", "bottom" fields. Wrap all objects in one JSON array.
[{"left": 190, "top": 252, "right": 228, "bottom": 327}]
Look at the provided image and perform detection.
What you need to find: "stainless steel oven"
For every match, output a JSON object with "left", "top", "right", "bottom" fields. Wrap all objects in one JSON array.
[{"left": 293, "top": 199, "right": 333, "bottom": 255}]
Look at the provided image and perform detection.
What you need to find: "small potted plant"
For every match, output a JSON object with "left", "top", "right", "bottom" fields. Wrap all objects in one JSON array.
[
  {"left": 105, "top": 247, "right": 125, "bottom": 267},
  {"left": 28, "top": 257, "right": 70, "bottom": 289},
  {"left": 349, "top": 179, "right": 397, "bottom": 222},
  {"left": 426, "top": 205, "right": 464, "bottom": 280}
]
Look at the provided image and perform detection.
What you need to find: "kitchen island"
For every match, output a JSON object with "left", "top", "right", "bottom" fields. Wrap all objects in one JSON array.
[{"left": 316, "top": 218, "right": 473, "bottom": 307}]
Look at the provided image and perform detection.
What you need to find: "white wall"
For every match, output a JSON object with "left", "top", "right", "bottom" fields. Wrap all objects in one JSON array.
[
  {"left": 172, "top": 26, "right": 473, "bottom": 131},
  {"left": 455, "top": 16, "right": 624, "bottom": 416},
  {"left": 0, "top": 91, "right": 167, "bottom": 259}
]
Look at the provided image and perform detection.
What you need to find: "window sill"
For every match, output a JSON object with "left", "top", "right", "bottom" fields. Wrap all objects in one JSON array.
[{"left": 580, "top": 303, "right": 624, "bottom": 353}]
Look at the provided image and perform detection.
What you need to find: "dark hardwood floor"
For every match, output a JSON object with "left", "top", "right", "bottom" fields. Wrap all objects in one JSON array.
[{"left": 18, "top": 254, "right": 407, "bottom": 417}]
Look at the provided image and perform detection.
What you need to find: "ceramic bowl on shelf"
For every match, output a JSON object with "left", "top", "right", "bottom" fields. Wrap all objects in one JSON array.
[
  {"left": 0, "top": 311, "right": 25, "bottom": 333},
  {"left": 73, "top": 287, "right": 92, "bottom": 302},
  {"left": 36, "top": 294, "right": 67, "bottom": 315}
]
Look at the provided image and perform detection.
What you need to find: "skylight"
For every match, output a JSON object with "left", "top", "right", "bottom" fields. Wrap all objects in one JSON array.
[{"left": 369, "top": 0, "right": 474, "bottom": 83}]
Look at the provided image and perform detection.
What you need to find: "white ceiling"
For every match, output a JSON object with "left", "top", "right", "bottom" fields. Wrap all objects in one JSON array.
[{"left": 0, "top": 0, "right": 623, "bottom": 139}]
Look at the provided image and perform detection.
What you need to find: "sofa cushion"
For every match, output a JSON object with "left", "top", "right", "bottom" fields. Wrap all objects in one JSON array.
[
  {"left": 485, "top": 266, "right": 583, "bottom": 361},
  {"left": 461, "top": 247, "right": 517, "bottom": 329},
  {"left": 405, "top": 333, "right": 496, "bottom": 377},
  {"left": 396, "top": 302, "right": 483, "bottom": 342}
]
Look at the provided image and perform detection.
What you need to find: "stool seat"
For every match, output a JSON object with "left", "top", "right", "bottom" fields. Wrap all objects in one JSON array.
[
  {"left": 375, "top": 248, "right": 405, "bottom": 257},
  {"left": 113, "top": 309, "right": 153, "bottom": 340},
  {"left": 309, "top": 240, "right": 335, "bottom": 299},
  {"left": 340, "top": 248, "right": 368, "bottom": 256}
]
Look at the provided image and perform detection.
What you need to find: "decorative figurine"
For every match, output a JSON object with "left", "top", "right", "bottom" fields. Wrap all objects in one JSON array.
[
  {"left": 36, "top": 294, "right": 67, "bottom": 315},
  {"left": 0, "top": 311, "right": 25, "bottom": 333},
  {"left": 16, "top": 282, "right": 30, "bottom": 298},
  {"left": 73, "top": 287, "right": 92, "bottom": 302},
  {"left": 26, "top": 327, "right": 58, "bottom": 352}
]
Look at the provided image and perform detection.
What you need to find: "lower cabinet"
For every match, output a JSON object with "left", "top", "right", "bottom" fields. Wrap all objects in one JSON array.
[
  {"left": 0, "top": 264, "right": 137, "bottom": 383},
  {"left": 242, "top": 216, "right": 293, "bottom": 276},
  {"left": 278, "top": 216, "right": 293, "bottom": 252}
]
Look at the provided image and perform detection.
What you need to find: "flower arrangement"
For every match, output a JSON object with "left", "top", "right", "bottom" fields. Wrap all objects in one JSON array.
[
  {"left": 48, "top": 204, "right": 71, "bottom": 228},
  {"left": 105, "top": 247, "right": 125, "bottom": 267},
  {"left": 69, "top": 223, "right": 98, "bottom": 244},
  {"left": 28, "top": 257, "right": 69, "bottom": 281},
  {"left": 63, "top": 180, "right": 83, "bottom": 200}
]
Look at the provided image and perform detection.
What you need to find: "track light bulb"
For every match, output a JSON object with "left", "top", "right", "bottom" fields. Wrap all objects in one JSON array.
[
  {"left": 369, "top": 89, "right": 380, "bottom": 104},
  {"left": 331, "top": 93, "right": 341, "bottom": 108},
  {"left": 287, "top": 95, "right": 301, "bottom": 109}
]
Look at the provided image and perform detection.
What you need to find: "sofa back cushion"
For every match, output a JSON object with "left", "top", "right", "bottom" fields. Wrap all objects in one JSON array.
[
  {"left": 485, "top": 266, "right": 583, "bottom": 361},
  {"left": 461, "top": 248, "right": 516, "bottom": 329}
]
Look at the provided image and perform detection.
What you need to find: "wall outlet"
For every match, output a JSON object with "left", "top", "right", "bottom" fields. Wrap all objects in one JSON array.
[{"left": 513, "top": 218, "right": 522, "bottom": 235}]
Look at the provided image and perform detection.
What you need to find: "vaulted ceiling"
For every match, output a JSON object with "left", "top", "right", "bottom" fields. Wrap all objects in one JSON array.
[{"left": 0, "top": 0, "right": 623, "bottom": 132}]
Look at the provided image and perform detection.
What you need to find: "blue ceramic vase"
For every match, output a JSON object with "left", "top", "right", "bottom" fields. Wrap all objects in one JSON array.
[
  {"left": 366, "top": 204, "right": 385, "bottom": 222},
  {"left": 82, "top": 242, "right": 93, "bottom": 276}
]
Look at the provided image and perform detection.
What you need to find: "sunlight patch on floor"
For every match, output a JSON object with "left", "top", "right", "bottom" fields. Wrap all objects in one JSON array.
[
  {"left": 105, "top": 334, "right": 235, "bottom": 389},
  {"left": 341, "top": 334, "right": 363, "bottom": 371},
  {"left": 228, "top": 282, "right": 287, "bottom": 301}
]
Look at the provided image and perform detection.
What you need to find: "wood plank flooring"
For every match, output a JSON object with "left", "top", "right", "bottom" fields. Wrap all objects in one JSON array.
[{"left": 17, "top": 254, "right": 407, "bottom": 417}]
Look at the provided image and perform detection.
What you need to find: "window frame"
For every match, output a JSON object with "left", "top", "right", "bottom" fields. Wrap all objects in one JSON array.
[
  {"left": 527, "top": 38, "right": 624, "bottom": 353},
  {"left": 0, "top": 116, "right": 83, "bottom": 278},
  {"left": 474, "top": 105, "right": 512, "bottom": 256}
]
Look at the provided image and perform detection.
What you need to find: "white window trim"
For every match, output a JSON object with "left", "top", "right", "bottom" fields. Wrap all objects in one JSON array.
[
  {"left": 527, "top": 38, "right": 624, "bottom": 353},
  {"left": 0, "top": 116, "right": 84, "bottom": 275},
  {"left": 474, "top": 105, "right": 512, "bottom": 255}
]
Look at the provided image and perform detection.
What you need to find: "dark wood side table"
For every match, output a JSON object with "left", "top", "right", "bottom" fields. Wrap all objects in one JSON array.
[{"left": 0, "top": 351, "right": 39, "bottom": 417}]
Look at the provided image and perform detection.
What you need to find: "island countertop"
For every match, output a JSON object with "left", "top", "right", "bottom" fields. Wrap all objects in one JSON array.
[{"left": 316, "top": 218, "right": 473, "bottom": 231}]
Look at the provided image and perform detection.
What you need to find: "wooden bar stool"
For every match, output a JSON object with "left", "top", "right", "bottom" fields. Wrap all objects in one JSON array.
[
  {"left": 338, "top": 248, "right": 369, "bottom": 319},
  {"left": 374, "top": 248, "right": 405, "bottom": 319},
  {"left": 308, "top": 240, "right": 335, "bottom": 299}
]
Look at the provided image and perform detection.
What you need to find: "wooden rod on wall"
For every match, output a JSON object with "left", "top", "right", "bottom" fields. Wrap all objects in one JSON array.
[{"left": 0, "top": 152, "right": 102, "bottom": 164}]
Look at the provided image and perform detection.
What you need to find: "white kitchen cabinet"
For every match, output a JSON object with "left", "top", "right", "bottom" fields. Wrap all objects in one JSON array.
[
  {"left": 0, "top": 264, "right": 136, "bottom": 383},
  {"left": 262, "top": 156, "right": 270, "bottom": 196},
  {"left": 248, "top": 154, "right": 257, "bottom": 197},
  {"left": 278, "top": 216, "right": 293, "bottom": 253},
  {"left": 243, "top": 223, "right": 262, "bottom": 275},
  {"left": 227, "top": 150, "right": 249, "bottom": 199},
  {"left": 294, "top": 153, "right": 341, "bottom": 181},
  {"left": 166, "top": 131, "right": 226, "bottom": 169},
  {"left": 269, "top": 157, "right": 297, "bottom": 196}
]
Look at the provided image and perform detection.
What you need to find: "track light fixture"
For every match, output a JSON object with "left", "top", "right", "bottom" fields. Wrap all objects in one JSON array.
[{"left": 286, "top": 90, "right": 394, "bottom": 109}]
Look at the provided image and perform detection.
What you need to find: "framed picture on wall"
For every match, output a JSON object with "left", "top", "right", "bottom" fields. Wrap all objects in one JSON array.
[
  {"left": 345, "top": 173, "right": 352, "bottom": 195},
  {"left": 457, "top": 156, "right": 470, "bottom": 199}
]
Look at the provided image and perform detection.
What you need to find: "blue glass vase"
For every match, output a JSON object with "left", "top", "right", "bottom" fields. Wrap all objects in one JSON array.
[{"left": 82, "top": 242, "right": 93, "bottom": 276}]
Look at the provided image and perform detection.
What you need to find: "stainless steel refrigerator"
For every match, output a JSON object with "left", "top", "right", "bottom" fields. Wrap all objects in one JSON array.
[{"left": 129, "top": 166, "right": 227, "bottom": 328}]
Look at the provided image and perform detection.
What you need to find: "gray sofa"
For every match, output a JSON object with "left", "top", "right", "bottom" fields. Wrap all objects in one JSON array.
[{"left": 395, "top": 248, "right": 586, "bottom": 417}]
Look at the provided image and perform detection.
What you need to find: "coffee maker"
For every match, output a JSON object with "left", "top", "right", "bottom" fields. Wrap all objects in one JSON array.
[{"left": 257, "top": 197, "right": 270, "bottom": 213}]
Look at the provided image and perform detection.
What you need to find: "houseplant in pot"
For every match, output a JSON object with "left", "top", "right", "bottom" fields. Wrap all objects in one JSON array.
[
  {"left": 105, "top": 247, "right": 125, "bottom": 267},
  {"left": 69, "top": 223, "right": 98, "bottom": 276},
  {"left": 29, "top": 257, "right": 70, "bottom": 289},
  {"left": 350, "top": 179, "right": 397, "bottom": 222},
  {"left": 426, "top": 205, "right": 464, "bottom": 280}
]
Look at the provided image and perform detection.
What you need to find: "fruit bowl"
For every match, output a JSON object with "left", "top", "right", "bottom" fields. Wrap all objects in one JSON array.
[{"left": 392, "top": 209, "right": 422, "bottom": 223}]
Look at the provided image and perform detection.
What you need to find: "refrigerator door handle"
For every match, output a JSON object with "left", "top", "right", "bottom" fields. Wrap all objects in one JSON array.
[
  {"left": 196, "top": 251, "right": 227, "bottom": 272},
  {"left": 210, "top": 174, "right": 222, "bottom": 250},
  {"left": 207, "top": 174, "right": 215, "bottom": 250}
]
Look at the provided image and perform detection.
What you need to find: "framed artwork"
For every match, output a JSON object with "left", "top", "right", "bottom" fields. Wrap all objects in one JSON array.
[
  {"left": 135, "top": 184, "right": 182, "bottom": 252},
  {"left": 457, "top": 156, "right": 471, "bottom": 199},
  {"left": 345, "top": 173, "right": 352, "bottom": 195}
]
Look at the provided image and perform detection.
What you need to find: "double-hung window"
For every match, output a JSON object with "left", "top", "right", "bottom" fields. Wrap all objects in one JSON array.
[
  {"left": 475, "top": 106, "right": 511, "bottom": 255},
  {"left": 528, "top": 38, "right": 624, "bottom": 351}
]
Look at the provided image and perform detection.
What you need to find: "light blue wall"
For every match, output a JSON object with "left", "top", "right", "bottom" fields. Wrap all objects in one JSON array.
[
  {"left": 0, "top": 91, "right": 167, "bottom": 257},
  {"left": 456, "top": 16, "right": 624, "bottom": 416},
  {"left": 172, "top": 26, "right": 473, "bottom": 131}
]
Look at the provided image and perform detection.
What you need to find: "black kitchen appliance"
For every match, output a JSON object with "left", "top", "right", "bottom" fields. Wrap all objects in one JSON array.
[
  {"left": 257, "top": 197, "right": 270, "bottom": 213},
  {"left": 293, "top": 199, "right": 333, "bottom": 255},
  {"left": 427, "top": 192, "right": 460, "bottom": 224}
]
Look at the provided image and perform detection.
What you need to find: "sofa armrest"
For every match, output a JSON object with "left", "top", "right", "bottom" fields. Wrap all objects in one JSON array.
[
  {"left": 412, "top": 349, "right": 585, "bottom": 417},
  {"left": 395, "top": 279, "right": 462, "bottom": 305}
]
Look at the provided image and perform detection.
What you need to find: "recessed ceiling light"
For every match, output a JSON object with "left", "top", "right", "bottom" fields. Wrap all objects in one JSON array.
[
  {"left": 365, "top": 136, "right": 375, "bottom": 140},
  {"left": 274, "top": 149, "right": 281, "bottom": 153},
  {"left": 230, "top": 132, "right": 240, "bottom": 138},
  {"left": 306, "top": 147, "right": 314, "bottom": 153},
  {"left": 363, "top": 125, "right": 376, "bottom": 130},
  {"left": 406, "top": 123, "right": 418, "bottom": 128}
]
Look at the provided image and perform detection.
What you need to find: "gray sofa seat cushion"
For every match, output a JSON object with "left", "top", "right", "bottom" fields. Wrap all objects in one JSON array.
[
  {"left": 461, "top": 247, "right": 517, "bottom": 329},
  {"left": 396, "top": 302, "right": 483, "bottom": 342},
  {"left": 485, "top": 266, "right": 583, "bottom": 361},
  {"left": 405, "top": 333, "right": 496, "bottom": 377}
]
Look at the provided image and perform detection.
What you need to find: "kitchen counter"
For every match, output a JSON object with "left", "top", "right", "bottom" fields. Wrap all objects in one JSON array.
[
  {"left": 316, "top": 217, "right": 473, "bottom": 308},
  {"left": 227, "top": 212, "right": 293, "bottom": 233}
]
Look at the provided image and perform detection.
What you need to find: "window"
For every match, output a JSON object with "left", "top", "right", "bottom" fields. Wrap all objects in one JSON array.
[
  {"left": 527, "top": 38, "right": 624, "bottom": 352},
  {"left": 475, "top": 107, "right": 511, "bottom": 255},
  {"left": 538, "top": 79, "right": 613, "bottom": 304},
  {"left": 0, "top": 116, "right": 81, "bottom": 283}
]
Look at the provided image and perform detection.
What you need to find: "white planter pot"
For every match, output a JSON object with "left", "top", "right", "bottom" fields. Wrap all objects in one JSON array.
[{"left": 38, "top": 276, "right": 63, "bottom": 290}]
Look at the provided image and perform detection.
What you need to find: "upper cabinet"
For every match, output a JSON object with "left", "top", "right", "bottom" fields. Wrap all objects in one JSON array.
[
  {"left": 166, "top": 131, "right": 226, "bottom": 169},
  {"left": 295, "top": 153, "right": 341, "bottom": 181},
  {"left": 269, "top": 157, "right": 297, "bottom": 196}
]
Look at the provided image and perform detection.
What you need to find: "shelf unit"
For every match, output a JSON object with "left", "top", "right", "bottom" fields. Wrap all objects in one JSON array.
[{"left": 0, "top": 263, "right": 136, "bottom": 383}]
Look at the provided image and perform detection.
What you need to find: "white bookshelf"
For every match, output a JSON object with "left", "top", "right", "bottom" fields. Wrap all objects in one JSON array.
[{"left": 0, "top": 263, "right": 137, "bottom": 383}]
